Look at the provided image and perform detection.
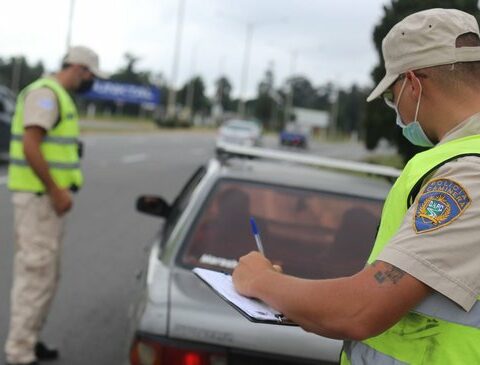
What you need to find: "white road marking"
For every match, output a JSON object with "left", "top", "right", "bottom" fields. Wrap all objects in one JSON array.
[
  {"left": 121, "top": 153, "right": 147, "bottom": 164},
  {"left": 0, "top": 175, "right": 7, "bottom": 186}
]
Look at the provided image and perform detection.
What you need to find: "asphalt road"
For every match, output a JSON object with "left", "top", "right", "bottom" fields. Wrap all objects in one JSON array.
[{"left": 0, "top": 130, "right": 393, "bottom": 364}]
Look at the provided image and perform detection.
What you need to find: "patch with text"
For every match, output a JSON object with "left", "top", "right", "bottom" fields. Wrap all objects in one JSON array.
[{"left": 414, "top": 179, "right": 471, "bottom": 233}]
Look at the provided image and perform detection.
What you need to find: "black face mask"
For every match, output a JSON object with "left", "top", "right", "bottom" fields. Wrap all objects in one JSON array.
[{"left": 76, "top": 79, "right": 95, "bottom": 94}]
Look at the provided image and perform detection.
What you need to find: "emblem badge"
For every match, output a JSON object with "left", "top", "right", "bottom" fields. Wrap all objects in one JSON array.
[{"left": 414, "top": 179, "right": 471, "bottom": 233}]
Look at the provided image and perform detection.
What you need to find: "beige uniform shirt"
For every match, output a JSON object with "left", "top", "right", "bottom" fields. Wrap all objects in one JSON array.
[
  {"left": 23, "top": 86, "right": 58, "bottom": 131},
  {"left": 378, "top": 113, "right": 480, "bottom": 311}
]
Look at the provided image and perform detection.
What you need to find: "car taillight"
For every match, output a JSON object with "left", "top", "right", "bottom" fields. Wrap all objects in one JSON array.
[{"left": 130, "top": 336, "right": 228, "bottom": 365}]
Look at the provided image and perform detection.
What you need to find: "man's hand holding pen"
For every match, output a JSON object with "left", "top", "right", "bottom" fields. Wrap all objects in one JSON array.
[
  {"left": 233, "top": 217, "right": 283, "bottom": 297},
  {"left": 233, "top": 251, "right": 277, "bottom": 297}
]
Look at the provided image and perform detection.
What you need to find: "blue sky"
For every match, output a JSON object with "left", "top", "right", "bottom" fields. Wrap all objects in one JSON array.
[{"left": 1, "top": 0, "right": 389, "bottom": 96}]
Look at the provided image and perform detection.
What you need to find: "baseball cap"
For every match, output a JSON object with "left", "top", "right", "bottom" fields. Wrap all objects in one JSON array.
[
  {"left": 367, "top": 8, "right": 480, "bottom": 102},
  {"left": 63, "top": 45, "right": 108, "bottom": 79}
]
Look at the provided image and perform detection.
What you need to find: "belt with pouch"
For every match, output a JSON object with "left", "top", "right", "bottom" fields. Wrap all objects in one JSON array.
[{"left": 35, "top": 185, "right": 79, "bottom": 197}]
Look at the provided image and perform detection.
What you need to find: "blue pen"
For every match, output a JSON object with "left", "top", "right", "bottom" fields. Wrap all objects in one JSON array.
[{"left": 249, "top": 217, "right": 265, "bottom": 255}]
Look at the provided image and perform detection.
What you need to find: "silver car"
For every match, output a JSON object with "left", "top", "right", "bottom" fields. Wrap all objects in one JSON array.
[
  {"left": 216, "top": 119, "right": 262, "bottom": 147},
  {"left": 128, "top": 147, "right": 394, "bottom": 365}
]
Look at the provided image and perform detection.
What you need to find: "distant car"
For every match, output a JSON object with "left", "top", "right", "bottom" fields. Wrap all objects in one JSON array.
[
  {"left": 0, "top": 86, "right": 16, "bottom": 161},
  {"left": 216, "top": 119, "right": 262, "bottom": 147},
  {"left": 127, "top": 145, "right": 395, "bottom": 365},
  {"left": 280, "top": 123, "right": 309, "bottom": 148}
]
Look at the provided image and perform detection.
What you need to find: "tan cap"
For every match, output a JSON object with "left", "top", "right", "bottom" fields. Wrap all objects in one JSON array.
[
  {"left": 367, "top": 8, "right": 480, "bottom": 102},
  {"left": 63, "top": 45, "right": 108, "bottom": 79}
]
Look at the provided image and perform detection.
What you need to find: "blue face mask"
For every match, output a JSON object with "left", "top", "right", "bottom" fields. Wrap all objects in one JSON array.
[
  {"left": 398, "top": 120, "right": 434, "bottom": 147},
  {"left": 388, "top": 77, "right": 434, "bottom": 148}
]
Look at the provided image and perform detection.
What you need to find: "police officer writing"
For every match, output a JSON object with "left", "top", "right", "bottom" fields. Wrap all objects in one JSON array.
[
  {"left": 5, "top": 46, "right": 107, "bottom": 365},
  {"left": 233, "top": 9, "right": 480, "bottom": 365}
]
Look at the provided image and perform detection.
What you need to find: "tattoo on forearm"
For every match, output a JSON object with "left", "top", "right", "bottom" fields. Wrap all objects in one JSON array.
[{"left": 372, "top": 263, "right": 406, "bottom": 284}]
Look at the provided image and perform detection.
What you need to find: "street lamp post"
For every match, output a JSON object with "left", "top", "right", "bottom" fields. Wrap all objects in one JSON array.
[
  {"left": 11, "top": 57, "right": 22, "bottom": 94},
  {"left": 274, "top": 44, "right": 320, "bottom": 124},
  {"left": 66, "top": 0, "right": 75, "bottom": 51},
  {"left": 285, "top": 49, "right": 298, "bottom": 123},
  {"left": 238, "top": 23, "right": 253, "bottom": 117},
  {"left": 185, "top": 45, "right": 197, "bottom": 122},
  {"left": 219, "top": 14, "right": 287, "bottom": 118},
  {"left": 167, "top": 0, "right": 186, "bottom": 120}
]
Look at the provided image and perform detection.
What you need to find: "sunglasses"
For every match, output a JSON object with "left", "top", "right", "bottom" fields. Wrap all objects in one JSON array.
[
  {"left": 382, "top": 72, "right": 427, "bottom": 109},
  {"left": 382, "top": 89, "right": 395, "bottom": 109}
]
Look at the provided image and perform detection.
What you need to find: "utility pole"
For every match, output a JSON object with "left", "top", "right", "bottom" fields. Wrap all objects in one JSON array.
[
  {"left": 66, "top": 0, "right": 75, "bottom": 51},
  {"left": 185, "top": 45, "right": 197, "bottom": 123},
  {"left": 11, "top": 57, "right": 22, "bottom": 94},
  {"left": 329, "top": 85, "right": 339, "bottom": 138},
  {"left": 285, "top": 49, "right": 298, "bottom": 123},
  {"left": 166, "top": 0, "right": 186, "bottom": 120},
  {"left": 219, "top": 13, "right": 287, "bottom": 118},
  {"left": 238, "top": 23, "right": 253, "bottom": 117}
]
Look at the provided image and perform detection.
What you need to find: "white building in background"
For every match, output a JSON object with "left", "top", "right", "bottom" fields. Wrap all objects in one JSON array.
[{"left": 292, "top": 107, "right": 330, "bottom": 134}]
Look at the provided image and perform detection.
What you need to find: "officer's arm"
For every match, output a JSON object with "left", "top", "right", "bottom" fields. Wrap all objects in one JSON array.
[
  {"left": 233, "top": 252, "right": 431, "bottom": 340},
  {"left": 23, "top": 126, "right": 57, "bottom": 192},
  {"left": 23, "top": 126, "right": 72, "bottom": 215}
]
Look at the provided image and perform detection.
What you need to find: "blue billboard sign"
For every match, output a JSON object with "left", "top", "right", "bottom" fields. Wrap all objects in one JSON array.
[{"left": 83, "top": 80, "right": 161, "bottom": 105}]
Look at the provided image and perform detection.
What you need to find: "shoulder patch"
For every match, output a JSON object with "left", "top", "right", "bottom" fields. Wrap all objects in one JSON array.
[
  {"left": 37, "top": 98, "right": 55, "bottom": 110},
  {"left": 414, "top": 178, "right": 471, "bottom": 233}
]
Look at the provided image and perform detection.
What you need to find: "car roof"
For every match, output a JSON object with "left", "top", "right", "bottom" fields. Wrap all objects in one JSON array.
[{"left": 212, "top": 157, "right": 392, "bottom": 201}]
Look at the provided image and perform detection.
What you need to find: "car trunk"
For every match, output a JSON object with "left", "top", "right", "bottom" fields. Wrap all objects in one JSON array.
[{"left": 168, "top": 268, "right": 341, "bottom": 364}]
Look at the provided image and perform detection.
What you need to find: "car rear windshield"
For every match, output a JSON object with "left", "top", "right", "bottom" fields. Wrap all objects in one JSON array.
[{"left": 179, "top": 179, "right": 383, "bottom": 279}]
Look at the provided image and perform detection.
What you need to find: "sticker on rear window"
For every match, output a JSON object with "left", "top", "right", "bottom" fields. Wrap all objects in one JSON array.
[
  {"left": 414, "top": 178, "right": 471, "bottom": 233},
  {"left": 199, "top": 254, "right": 238, "bottom": 269}
]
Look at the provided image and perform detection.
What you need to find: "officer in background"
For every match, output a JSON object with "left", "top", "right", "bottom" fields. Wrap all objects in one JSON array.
[
  {"left": 5, "top": 46, "right": 106, "bottom": 365},
  {"left": 233, "top": 8, "right": 480, "bottom": 364}
]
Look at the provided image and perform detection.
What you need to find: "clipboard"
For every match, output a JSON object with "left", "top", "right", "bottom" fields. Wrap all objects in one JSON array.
[{"left": 193, "top": 267, "right": 297, "bottom": 326}]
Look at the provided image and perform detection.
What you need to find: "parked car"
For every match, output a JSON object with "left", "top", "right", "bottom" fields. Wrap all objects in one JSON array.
[
  {"left": 280, "top": 123, "right": 309, "bottom": 149},
  {"left": 128, "top": 145, "right": 397, "bottom": 365},
  {"left": 0, "top": 86, "right": 16, "bottom": 161},
  {"left": 216, "top": 119, "right": 262, "bottom": 147}
]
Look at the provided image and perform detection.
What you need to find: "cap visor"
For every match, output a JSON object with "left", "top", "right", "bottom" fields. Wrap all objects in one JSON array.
[
  {"left": 366, "top": 73, "right": 398, "bottom": 102},
  {"left": 91, "top": 67, "right": 109, "bottom": 79}
]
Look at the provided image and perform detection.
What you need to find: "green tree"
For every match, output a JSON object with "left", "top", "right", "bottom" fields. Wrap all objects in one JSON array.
[
  {"left": 336, "top": 85, "right": 369, "bottom": 136},
  {"left": 177, "top": 76, "right": 209, "bottom": 113},
  {"left": 254, "top": 68, "right": 276, "bottom": 128},
  {"left": 110, "top": 52, "right": 151, "bottom": 85},
  {"left": 365, "top": 0, "right": 480, "bottom": 162},
  {"left": 0, "top": 57, "right": 44, "bottom": 93},
  {"left": 285, "top": 76, "right": 316, "bottom": 109},
  {"left": 282, "top": 76, "right": 333, "bottom": 111},
  {"left": 215, "top": 76, "right": 233, "bottom": 111}
]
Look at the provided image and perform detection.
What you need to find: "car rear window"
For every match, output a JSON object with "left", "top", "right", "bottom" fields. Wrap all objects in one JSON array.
[{"left": 180, "top": 179, "right": 383, "bottom": 279}]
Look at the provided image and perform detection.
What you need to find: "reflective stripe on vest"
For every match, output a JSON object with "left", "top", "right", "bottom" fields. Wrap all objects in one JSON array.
[
  {"left": 413, "top": 292, "right": 480, "bottom": 329},
  {"left": 9, "top": 158, "right": 80, "bottom": 170},
  {"left": 10, "top": 133, "right": 79, "bottom": 145},
  {"left": 341, "top": 134, "right": 480, "bottom": 365}
]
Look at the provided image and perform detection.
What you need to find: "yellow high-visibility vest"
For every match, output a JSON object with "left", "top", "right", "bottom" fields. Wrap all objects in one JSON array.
[
  {"left": 342, "top": 134, "right": 480, "bottom": 364},
  {"left": 8, "top": 77, "right": 83, "bottom": 192}
]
